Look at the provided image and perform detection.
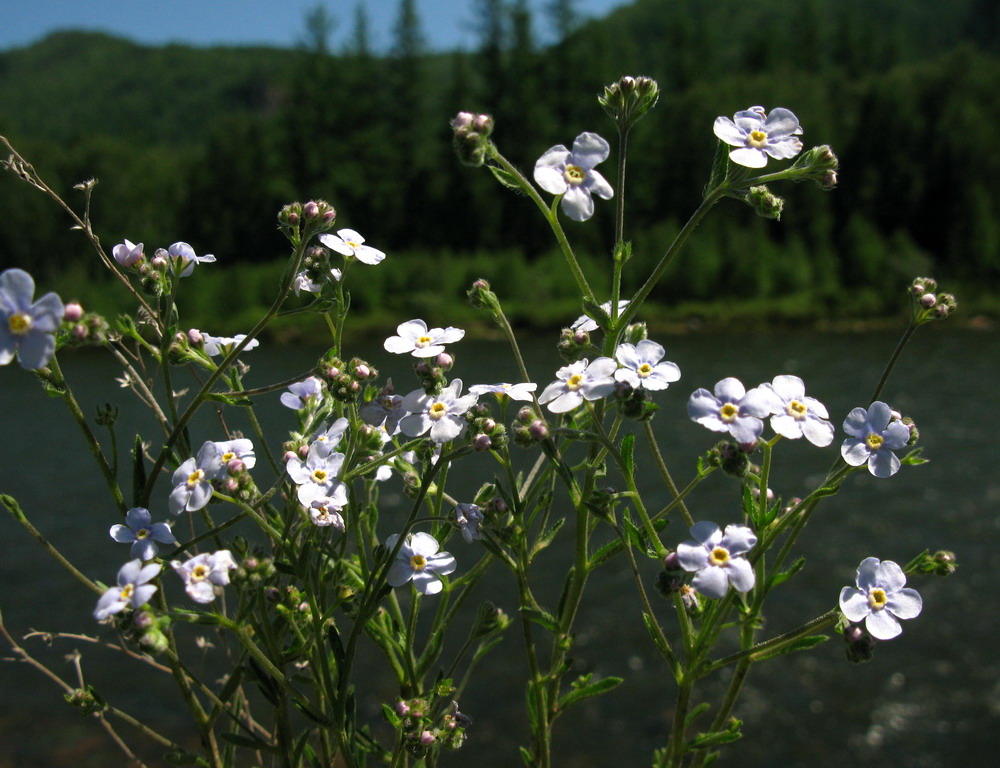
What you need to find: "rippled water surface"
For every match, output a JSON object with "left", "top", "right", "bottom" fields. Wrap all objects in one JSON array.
[{"left": 0, "top": 328, "right": 994, "bottom": 767}]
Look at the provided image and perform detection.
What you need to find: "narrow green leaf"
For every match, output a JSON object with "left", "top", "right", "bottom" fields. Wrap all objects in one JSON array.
[
  {"left": 619, "top": 432, "right": 635, "bottom": 477},
  {"left": 768, "top": 556, "right": 806, "bottom": 590},
  {"left": 753, "top": 634, "right": 829, "bottom": 661},
  {"left": 131, "top": 434, "right": 146, "bottom": 507},
  {"left": 487, "top": 163, "right": 521, "bottom": 190},
  {"left": 520, "top": 606, "right": 560, "bottom": 634},
  {"left": 531, "top": 517, "right": 565, "bottom": 556},
  {"left": 558, "top": 674, "right": 623, "bottom": 710},
  {"left": 642, "top": 612, "right": 672, "bottom": 661}
]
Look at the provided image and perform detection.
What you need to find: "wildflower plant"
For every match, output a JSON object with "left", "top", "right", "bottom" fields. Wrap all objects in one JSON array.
[{"left": 0, "top": 74, "right": 958, "bottom": 768}]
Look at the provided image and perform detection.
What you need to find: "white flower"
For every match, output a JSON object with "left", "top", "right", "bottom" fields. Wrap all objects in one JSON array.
[
  {"left": 676, "top": 521, "right": 757, "bottom": 599},
  {"left": 384, "top": 319, "right": 465, "bottom": 358},
  {"left": 94, "top": 560, "right": 161, "bottom": 620},
  {"left": 286, "top": 443, "right": 347, "bottom": 506},
  {"left": 168, "top": 442, "right": 220, "bottom": 515},
  {"left": 400, "top": 379, "right": 478, "bottom": 443},
  {"left": 207, "top": 438, "right": 256, "bottom": 479},
  {"left": 761, "top": 375, "right": 834, "bottom": 447},
  {"left": 386, "top": 532, "right": 456, "bottom": 595},
  {"left": 112, "top": 239, "right": 144, "bottom": 267},
  {"left": 171, "top": 550, "right": 237, "bottom": 604},
  {"left": 571, "top": 299, "right": 631, "bottom": 333},
  {"left": 468, "top": 382, "right": 537, "bottom": 401},
  {"left": 202, "top": 333, "right": 259, "bottom": 356},
  {"left": 538, "top": 358, "right": 617, "bottom": 414},
  {"left": 713, "top": 106, "right": 803, "bottom": 169},
  {"left": 311, "top": 417, "right": 350, "bottom": 450},
  {"left": 293, "top": 268, "right": 341, "bottom": 295},
  {"left": 534, "top": 132, "right": 614, "bottom": 221},
  {"left": 320, "top": 228, "right": 385, "bottom": 265},
  {"left": 839, "top": 557, "right": 922, "bottom": 640},
  {"left": 110, "top": 507, "right": 177, "bottom": 561},
  {"left": 307, "top": 487, "right": 348, "bottom": 529},
  {"left": 614, "top": 340, "right": 680, "bottom": 391}
]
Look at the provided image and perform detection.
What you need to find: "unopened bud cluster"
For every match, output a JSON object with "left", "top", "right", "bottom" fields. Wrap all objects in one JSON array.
[
  {"left": 909, "top": 549, "right": 958, "bottom": 578},
  {"left": 233, "top": 553, "right": 277, "bottom": 587},
  {"left": 278, "top": 199, "right": 337, "bottom": 244},
  {"left": 910, "top": 277, "right": 957, "bottom": 323},
  {"left": 745, "top": 185, "right": 785, "bottom": 220},
  {"left": 317, "top": 354, "right": 379, "bottom": 402},
  {"left": 413, "top": 354, "right": 453, "bottom": 395},
  {"left": 707, "top": 440, "right": 753, "bottom": 477},
  {"left": 464, "top": 402, "right": 508, "bottom": 451},
  {"left": 512, "top": 405, "right": 548, "bottom": 448},
  {"left": 390, "top": 684, "right": 469, "bottom": 757},
  {"left": 451, "top": 112, "right": 494, "bottom": 167},
  {"left": 599, "top": 75, "right": 660, "bottom": 131},
  {"left": 789, "top": 144, "right": 840, "bottom": 190},
  {"left": 58, "top": 301, "right": 112, "bottom": 347},
  {"left": 557, "top": 326, "right": 592, "bottom": 362}
]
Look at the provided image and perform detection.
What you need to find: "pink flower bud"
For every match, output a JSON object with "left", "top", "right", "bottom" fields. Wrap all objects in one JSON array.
[
  {"left": 288, "top": 212, "right": 299, "bottom": 225},
  {"left": 282, "top": 450, "right": 296, "bottom": 463},
  {"left": 227, "top": 458, "right": 245, "bottom": 474},
  {"left": 63, "top": 302, "right": 84, "bottom": 322},
  {"left": 321, "top": 209, "right": 335, "bottom": 223},
  {"left": 224, "top": 477, "right": 239, "bottom": 493},
  {"left": 919, "top": 293, "right": 937, "bottom": 308},
  {"left": 529, "top": 420, "right": 549, "bottom": 440},
  {"left": 473, "top": 433, "right": 492, "bottom": 451},
  {"left": 395, "top": 701, "right": 410, "bottom": 716},
  {"left": 354, "top": 364, "right": 371, "bottom": 379},
  {"left": 304, "top": 201, "right": 319, "bottom": 218},
  {"left": 481, "top": 418, "right": 496, "bottom": 432},
  {"left": 298, "top": 445, "right": 309, "bottom": 459},
  {"left": 573, "top": 329, "right": 589, "bottom": 345},
  {"left": 436, "top": 352, "right": 453, "bottom": 369},
  {"left": 419, "top": 731, "right": 435, "bottom": 746},
  {"left": 188, "top": 328, "right": 204, "bottom": 345}
]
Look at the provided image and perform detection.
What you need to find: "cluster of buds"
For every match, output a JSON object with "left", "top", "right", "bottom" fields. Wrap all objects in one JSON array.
[
  {"left": 64, "top": 685, "right": 107, "bottom": 715},
  {"left": 413, "top": 354, "right": 453, "bottom": 395},
  {"left": 910, "top": 277, "right": 957, "bottom": 322},
  {"left": 451, "top": 112, "right": 494, "bottom": 167},
  {"left": 218, "top": 453, "right": 257, "bottom": 502},
  {"left": 789, "top": 144, "right": 839, "bottom": 190},
  {"left": 464, "top": 403, "right": 508, "bottom": 452},
  {"left": 512, "top": 405, "right": 548, "bottom": 448},
  {"left": 908, "top": 549, "right": 958, "bottom": 578},
  {"left": 389, "top": 683, "right": 470, "bottom": 757},
  {"left": 745, "top": 185, "right": 785, "bottom": 221},
  {"left": 613, "top": 379, "right": 658, "bottom": 421},
  {"left": 277, "top": 199, "right": 337, "bottom": 244},
  {"left": 655, "top": 554, "right": 703, "bottom": 615},
  {"left": 318, "top": 355, "right": 379, "bottom": 402},
  {"left": 466, "top": 278, "right": 496, "bottom": 310},
  {"left": 557, "top": 326, "right": 592, "bottom": 363},
  {"left": 598, "top": 75, "right": 660, "bottom": 132},
  {"left": 232, "top": 553, "right": 277, "bottom": 587},
  {"left": 297, "top": 244, "right": 339, "bottom": 295},
  {"left": 706, "top": 440, "right": 752, "bottom": 478},
  {"left": 59, "top": 301, "right": 111, "bottom": 346},
  {"left": 843, "top": 623, "right": 876, "bottom": 663},
  {"left": 121, "top": 608, "right": 171, "bottom": 655}
]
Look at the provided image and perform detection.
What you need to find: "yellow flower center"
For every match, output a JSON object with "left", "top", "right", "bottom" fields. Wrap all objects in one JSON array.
[
  {"left": 187, "top": 468, "right": 205, "bottom": 486},
  {"left": 637, "top": 363, "right": 653, "bottom": 378},
  {"left": 563, "top": 164, "right": 585, "bottom": 185},
  {"left": 429, "top": 402, "right": 447, "bottom": 420},
  {"left": 312, "top": 469, "right": 328, "bottom": 482},
  {"left": 135, "top": 528, "right": 149, "bottom": 540},
  {"left": 415, "top": 335, "right": 433, "bottom": 348},
  {"left": 719, "top": 403, "right": 739, "bottom": 422},
  {"left": 565, "top": 373, "right": 584, "bottom": 391},
  {"left": 8, "top": 312, "right": 32, "bottom": 335},
  {"left": 346, "top": 240, "right": 360, "bottom": 249},
  {"left": 865, "top": 433, "right": 884, "bottom": 451},
  {"left": 747, "top": 129, "right": 767, "bottom": 148},
  {"left": 868, "top": 588, "right": 888, "bottom": 610},
  {"left": 410, "top": 554, "right": 427, "bottom": 571},
  {"left": 787, "top": 400, "right": 808, "bottom": 419},
  {"left": 708, "top": 546, "right": 730, "bottom": 566},
  {"left": 191, "top": 564, "right": 210, "bottom": 581},
  {"left": 221, "top": 452, "right": 236, "bottom": 463},
  {"left": 120, "top": 584, "right": 134, "bottom": 601}
]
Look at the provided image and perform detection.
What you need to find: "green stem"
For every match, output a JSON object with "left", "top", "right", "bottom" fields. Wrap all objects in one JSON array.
[
  {"left": 644, "top": 421, "right": 696, "bottom": 527},
  {"left": 870, "top": 319, "right": 918, "bottom": 404}
]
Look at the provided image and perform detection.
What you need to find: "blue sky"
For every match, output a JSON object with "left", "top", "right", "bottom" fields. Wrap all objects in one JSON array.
[{"left": 0, "top": 1, "right": 630, "bottom": 52}]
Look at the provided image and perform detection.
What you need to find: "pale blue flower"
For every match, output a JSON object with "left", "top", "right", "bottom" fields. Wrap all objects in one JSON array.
[
  {"left": 168, "top": 442, "right": 220, "bottom": 515},
  {"left": 400, "top": 379, "right": 478, "bottom": 443},
  {"left": 281, "top": 376, "right": 326, "bottom": 410},
  {"left": 171, "top": 550, "right": 236, "bottom": 604},
  {"left": 841, "top": 401, "right": 911, "bottom": 478},
  {"left": 534, "top": 132, "right": 614, "bottom": 222},
  {"left": 538, "top": 357, "right": 617, "bottom": 414},
  {"left": 360, "top": 387, "right": 406, "bottom": 435},
  {"left": 687, "top": 377, "right": 772, "bottom": 444},
  {"left": 311, "top": 417, "right": 349, "bottom": 450},
  {"left": 0, "top": 269, "right": 63, "bottom": 370},
  {"left": 307, "top": 487, "right": 348, "bottom": 529},
  {"left": 384, "top": 319, "right": 465, "bottom": 358},
  {"left": 840, "top": 557, "right": 922, "bottom": 640},
  {"left": 386, "top": 532, "right": 456, "bottom": 595},
  {"left": 207, "top": 438, "right": 256, "bottom": 479},
  {"left": 110, "top": 507, "right": 177, "bottom": 561},
  {"left": 168, "top": 241, "right": 216, "bottom": 277},
  {"left": 614, "top": 340, "right": 680, "bottom": 391},
  {"left": 202, "top": 333, "right": 259, "bottom": 356},
  {"left": 112, "top": 239, "right": 144, "bottom": 267},
  {"left": 762, "top": 374, "right": 834, "bottom": 447},
  {"left": 94, "top": 559, "right": 161, "bottom": 620},
  {"left": 320, "top": 228, "right": 386, "bottom": 266},
  {"left": 454, "top": 503, "right": 484, "bottom": 543},
  {"left": 676, "top": 521, "right": 757, "bottom": 599},
  {"left": 713, "top": 106, "right": 803, "bottom": 168}
]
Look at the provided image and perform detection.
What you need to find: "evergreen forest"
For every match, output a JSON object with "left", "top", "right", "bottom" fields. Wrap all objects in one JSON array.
[{"left": 1, "top": 0, "right": 998, "bottom": 334}]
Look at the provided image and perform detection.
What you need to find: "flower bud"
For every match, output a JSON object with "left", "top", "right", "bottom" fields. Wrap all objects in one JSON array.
[
  {"left": 919, "top": 292, "right": 937, "bottom": 308},
  {"left": 663, "top": 551, "right": 681, "bottom": 570},
  {"left": 71, "top": 324, "right": 88, "bottom": 340},
  {"left": 304, "top": 201, "right": 319, "bottom": 218},
  {"left": 63, "top": 301, "right": 84, "bottom": 322},
  {"left": 419, "top": 731, "right": 435, "bottom": 746},
  {"left": 745, "top": 185, "right": 784, "bottom": 221},
  {"left": 188, "top": 328, "right": 203, "bottom": 345},
  {"left": 473, "top": 433, "right": 492, "bottom": 451},
  {"left": 452, "top": 111, "right": 494, "bottom": 167},
  {"left": 436, "top": 352, "right": 453, "bottom": 370},
  {"left": 599, "top": 75, "right": 660, "bottom": 130},
  {"left": 528, "top": 420, "right": 549, "bottom": 440}
]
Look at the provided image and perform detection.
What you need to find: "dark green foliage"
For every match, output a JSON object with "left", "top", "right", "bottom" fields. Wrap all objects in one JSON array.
[{"left": 0, "top": 0, "right": 996, "bottom": 327}]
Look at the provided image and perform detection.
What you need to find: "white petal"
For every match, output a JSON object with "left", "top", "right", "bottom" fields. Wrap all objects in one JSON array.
[
  {"left": 713, "top": 116, "right": 746, "bottom": 147},
  {"left": 561, "top": 185, "right": 594, "bottom": 222},
  {"left": 726, "top": 557, "right": 755, "bottom": 593},
  {"left": 839, "top": 588, "right": 870, "bottom": 622},
  {"left": 693, "top": 566, "right": 729, "bottom": 599},
  {"left": 865, "top": 610, "right": 902, "bottom": 640},
  {"left": 729, "top": 147, "right": 767, "bottom": 168},
  {"left": 887, "top": 588, "right": 923, "bottom": 620}
]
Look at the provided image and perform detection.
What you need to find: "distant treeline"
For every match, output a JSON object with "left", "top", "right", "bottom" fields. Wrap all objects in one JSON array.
[{"left": 1, "top": 0, "right": 998, "bottom": 330}]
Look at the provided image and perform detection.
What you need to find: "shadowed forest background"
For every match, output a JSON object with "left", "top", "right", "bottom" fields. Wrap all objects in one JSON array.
[{"left": 1, "top": 0, "right": 998, "bottom": 335}]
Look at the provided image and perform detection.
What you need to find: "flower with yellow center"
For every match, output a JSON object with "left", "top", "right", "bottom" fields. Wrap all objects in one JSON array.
[
  {"left": 171, "top": 550, "right": 236, "bottom": 604},
  {"left": 713, "top": 106, "right": 803, "bottom": 169},
  {"left": 94, "top": 559, "right": 161, "bottom": 620},
  {"left": 384, "top": 318, "right": 466, "bottom": 358},
  {"left": 400, "top": 379, "right": 478, "bottom": 443},
  {"left": 0, "top": 268, "right": 64, "bottom": 370},
  {"left": 676, "top": 521, "right": 757, "bottom": 599},
  {"left": 386, "top": 532, "right": 457, "bottom": 595},
  {"left": 840, "top": 557, "right": 922, "bottom": 640},
  {"left": 110, "top": 507, "right": 177, "bottom": 560},
  {"left": 534, "top": 131, "right": 614, "bottom": 222},
  {"left": 539, "top": 357, "right": 618, "bottom": 414},
  {"left": 287, "top": 442, "right": 347, "bottom": 506},
  {"left": 688, "top": 377, "right": 771, "bottom": 444},
  {"left": 762, "top": 374, "right": 835, "bottom": 447},
  {"left": 841, "top": 401, "right": 911, "bottom": 478},
  {"left": 320, "top": 228, "right": 386, "bottom": 266}
]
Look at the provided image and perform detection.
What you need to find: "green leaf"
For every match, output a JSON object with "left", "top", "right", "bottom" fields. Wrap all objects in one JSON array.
[
  {"left": 689, "top": 726, "right": 742, "bottom": 749},
  {"left": 520, "top": 606, "right": 560, "bottom": 634},
  {"left": 902, "top": 447, "right": 928, "bottom": 466},
  {"left": 205, "top": 391, "right": 253, "bottom": 407},
  {"left": 685, "top": 702, "right": 711, "bottom": 727},
  {"left": 619, "top": 432, "right": 635, "bottom": 477},
  {"left": 705, "top": 139, "right": 731, "bottom": 197},
  {"left": 752, "top": 634, "right": 829, "bottom": 661},
  {"left": 768, "top": 556, "right": 806, "bottom": 590},
  {"left": 519, "top": 746, "right": 534, "bottom": 768},
  {"left": 642, "top": 612, "right": 672, "bottom": 660},
  {"left": 487, "top": 163, "right": 521, "bottom": 190},
  {"left": 382, "top": 703, "right": 402, "bottom": 728},
  {"left": 558, "top": 674, "right": 623, "bottom": 710},
  {"left": 131, "top": 434, "right": 146, "bottom": 506},
  {"left": 531, "top": 517, "right": 565, "bottom": 556}
]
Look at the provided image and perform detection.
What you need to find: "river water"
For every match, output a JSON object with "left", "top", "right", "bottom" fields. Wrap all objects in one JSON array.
[{"left": 0, "top": 327, "right": 995, "bottom": 767}]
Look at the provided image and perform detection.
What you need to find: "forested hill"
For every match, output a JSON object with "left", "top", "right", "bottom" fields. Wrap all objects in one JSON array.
[{"left": 1, "top": 0, "right": 998, "bottom": 327}]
